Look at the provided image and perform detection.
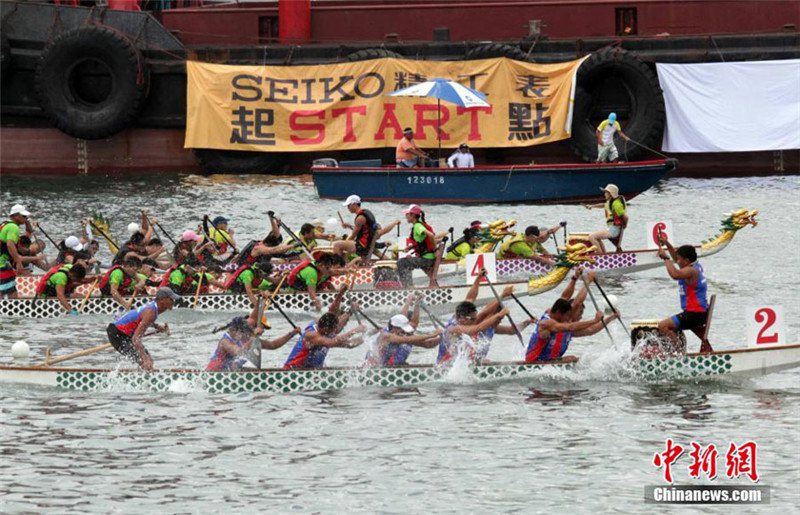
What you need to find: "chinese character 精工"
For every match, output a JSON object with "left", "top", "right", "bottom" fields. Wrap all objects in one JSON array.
[
  {"left": 394, "top": 72, "right": 428, "bottom": 91},
  {"left": 508, "top": 102, "right": 551, "bottom": 141},
  {"left": 230, "top": 107, "right": 276, "bottom": 145}
]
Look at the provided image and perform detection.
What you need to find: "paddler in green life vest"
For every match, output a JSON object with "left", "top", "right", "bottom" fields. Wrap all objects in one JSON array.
[
  {"left": 0, "top": 204, "right": 33, "bottom": 298},
  {"left": 397, "top": 204, "right": 439, "bottom": 287},
  {"left": 496, "top": 225, "right": 560, "bottom": 265},
  {"left": 585, "top": 183, "right": 628, "bottom": 253},
  {"left": 225, "top": 259, "right": 277, "bottom": 307},
  {"left": 286, "top": 253, "right": 338, "bottom": 311},
  {"left": 165, "top": 264, "right": 225, "bottom": 295},
  {"left": 36, "top": 263, "right": 87, "bottom": 314},
  {"left": 98, "top": 257, "right": 144, "bottom": 310},
  {"left": 445, "top": 227, "right": 482, "bottom": 260}
]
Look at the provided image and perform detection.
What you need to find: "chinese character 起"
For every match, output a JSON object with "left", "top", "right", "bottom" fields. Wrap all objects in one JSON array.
[
  {"left": 507, "top": 102, "right": 551, "bottom": 141},
  {"left": 516, "top": 75, "right": 550, "bottom": 98},
  {"left": 725, "top": 441, "right": 759, "bottom": 482},
  {"left": 653, "top": 438, "right": 685, "bottom": 483},
  {"left": 230, "top": 107, "right": 276, "bottom": 145}
]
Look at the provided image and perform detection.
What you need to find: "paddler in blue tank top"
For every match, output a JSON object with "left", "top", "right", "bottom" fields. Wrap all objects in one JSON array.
[
  {"left": 656, "top": 238, "right": 712, "bottom": 353},
  {"left": 206, "top": 303, "right": 300, "bottom": 372},
  {"left": 106, "top": 287, "right": 179, "bottom": 370},
  {"left": 364, "top": 292, "right": 441, "bottom": 367},
  {"left": 283, "top": 286, "right": 366, "bottom": 369}
]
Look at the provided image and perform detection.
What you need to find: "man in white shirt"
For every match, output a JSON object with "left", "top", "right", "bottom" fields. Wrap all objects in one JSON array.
[
  {"left": 447, "top": 143, "right": 475, "bottom": 168},
  {"left": 595, "top": 112, "right": 628, "bottom": 163}
]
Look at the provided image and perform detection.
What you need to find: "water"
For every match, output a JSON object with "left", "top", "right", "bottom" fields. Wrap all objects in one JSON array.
[{"left": 1, "top": 175, "right": 799, "bottom": 512}]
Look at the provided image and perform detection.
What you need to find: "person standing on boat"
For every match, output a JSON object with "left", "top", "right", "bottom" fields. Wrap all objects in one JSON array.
[
  {"left": 397, "top": 204, "right": 439, "bottom": 287},
  {"left": 525, "top": 272, "right": 617, "bottom": 363},
  {"left": 447, "top": 143, "right": 475, "bottom": 168},
  {"left": 364, "top": 293, "right": 441, "bottom": 367},
  {"left": 396, "top": 127, "right": 429, "bottom": 167},
  {"left": 206, "top": 304, "right": 301, "bottom": 372},
  {"left": 595, "top": 112, "right": 628, "bottom": 163},
  {"left": 585, "top": 184, "right": 628, "bottom": 253},
  {"left": 333, "top": 195, "right": 400, "bottom": 261},
  {"left": 656, "top": 239, "right": 712, "bottom": 353},
  {"left": 496, "top": 225, "right": 557, "bottom": 265},
  {"left": 107, "top": 287, "right": 178, "bottom": 371},
  {"left": 0, "top": 204, "right": 33, "bottom": 298}
]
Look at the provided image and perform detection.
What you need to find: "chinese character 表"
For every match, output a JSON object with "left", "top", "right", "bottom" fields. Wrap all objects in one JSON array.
[
  {"left": 688, "top": 442, "right": 718, "bottom": 480},
  {"left": 230, "top": 107, "right": 276, "bottom": 145},
  {"left": 516, "top": 75, "right": 550, "bottom": 98},
  {"left": 725, "top": 441, "right": 759, "bottom": 482},
  {"left": 653, "top": 438, "right": 685, "bottom": 484},
  {"left": 507, "top": 102, "right": 551, "bottom": 141}
]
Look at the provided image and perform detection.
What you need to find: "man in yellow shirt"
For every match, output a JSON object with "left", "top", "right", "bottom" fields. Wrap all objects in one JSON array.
[
  {"left": 595, "top": 112, "right": 629, "bottom": 163},
  {"left": 396, "top": 127, "right": 428, "bottom": 167}
]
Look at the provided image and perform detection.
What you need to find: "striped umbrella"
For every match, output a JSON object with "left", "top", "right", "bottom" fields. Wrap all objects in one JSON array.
[{"left": 388, "top": 78, "right": 490, "bottom": 159}]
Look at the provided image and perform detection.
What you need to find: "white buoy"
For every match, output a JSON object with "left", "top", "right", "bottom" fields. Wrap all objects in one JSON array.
[
  {"left": 325, "top": 217, "right": 338, "bottom": 230},
  {"left": 11, "top": 340, "right": 30, "bottom": 359},
  {"left": 127, "top": 222, "right": 141, "bottom": 235},
  {"left": 604, "top": 294, "right": 619, "bottom": 315}
]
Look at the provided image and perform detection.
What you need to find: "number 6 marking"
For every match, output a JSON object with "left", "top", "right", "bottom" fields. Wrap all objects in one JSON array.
[{"left": 755, "top": 308, "right": 778, "bottom": 344}]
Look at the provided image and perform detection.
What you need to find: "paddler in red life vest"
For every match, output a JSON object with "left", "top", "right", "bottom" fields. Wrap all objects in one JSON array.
[
  {"left": 584, "top": 183, "right": 628, "bottom": 253},
  {"left": 364, "top": 292, "right": 441, "bottom": 367},
  {"left": 525, "top": 270, "right": 618, "bottom": 363},
  {"left": 496, "top": 225, "right": 559, "bottom": 266},
  {"left": 286, "top": 253, "right": 339, "bottom": 311},
  {"left": 107, "top": 287, "right": 178, "bottom": 370},
  {"left": 224, "top": 258, "right": 277, "bottom": 307},
  {"left": 98, "top": 257, "right": 144, "bottom": 310},
  {"left": 0, "top": 204, "right": 33, "bottom": 298},
  {"left": 206, "top": 304, "right": 301, "bottom": 372},
  {"left": 35, "top": 263, "right": 88, "bottom": 314},
  {"left": 397, "top": 204, "right": 441, "bottom": 287},
  {"left": 656, "top": 238, "right": 712, "bottom": 353},
  {"left": 283, "top": 289, "right": 366, "bottom": 370},
  {"left": 333, "top": 195, "right": 400, "bottom": 261}
]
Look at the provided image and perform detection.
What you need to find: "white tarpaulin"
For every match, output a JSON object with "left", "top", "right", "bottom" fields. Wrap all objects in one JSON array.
[{"left": 656, "top": 59, "right": 800, "bottom": 152}]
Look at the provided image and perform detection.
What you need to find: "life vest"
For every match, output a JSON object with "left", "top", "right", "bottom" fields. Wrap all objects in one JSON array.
[
  {"left": 525, "top": 313, "right": 573, "bottom": 363},
  {"left": 283, "top": 322, "right": 329, "bottom": 369},
  {"left": 160, "top": 265, "right": 196, "bottom": 294},
  {"left": 355, "top": 209, "right": 378, "bottom": 249},
  {"left": 497, "top": 233, "right": 529, "bottom": 259},
  {"left": 98, "top": 265, "right": 134, "bottom": 295},
  {"left": 287, "top": 260, "right": 317, "bottom": 291},
  {"left": 158, "top": 265, "right": 179, "bottom": 288},
  {"left": 408, "top": 221, "right": 436, "bottom": 257},
  {"left": 678, "top": 262, "right": 708, "bottom": 313},
  {"left": 209, "top": 227, "right": 231, "bottom": 255},
  {"left": 224, "top": 263, "right": 253, "bottom": 291},
  {"left": 35, "top": 264, "right": 74, "bottom": 296},
  {"left": 604, "top": 196, "right": 627, "bottom": 227},
  {"left": 0, "top": 221, "right": 11, "bottom": 258}
]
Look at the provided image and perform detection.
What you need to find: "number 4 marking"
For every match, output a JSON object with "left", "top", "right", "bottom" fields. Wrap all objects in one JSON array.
[{"left": 470, "top": 254, "right": 487, "bottom": 283}]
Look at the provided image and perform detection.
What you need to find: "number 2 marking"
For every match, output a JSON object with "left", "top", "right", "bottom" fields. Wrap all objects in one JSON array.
[{"left": 755, "top": 308, "right": 778, "bottom": 344}]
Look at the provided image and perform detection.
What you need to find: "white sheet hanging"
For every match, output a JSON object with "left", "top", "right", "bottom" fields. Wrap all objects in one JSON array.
[{"left": 656, "top": 60, "right": 800, "bottom": 152}]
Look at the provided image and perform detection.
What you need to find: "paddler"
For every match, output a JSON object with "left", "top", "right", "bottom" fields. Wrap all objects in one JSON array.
[
  {"left": 112, "top": 232, "right": 147, "bottom": 265},
  {"left": 397, "top": 204, "right": 438, "bottom": 287},
  {"left": 35, "top": 263, "right": 88, "bottom": 314},
  {"left": 285, "top": 253, "right": 338, "bottom": 311},
  {"left": 0, "top": 204, "right": 31, "bottom": 298},
  {"left": 437, "top": 300, "right": 510, "bottom": 365},
  {"left": 206, "top": 304, "right": 301, "bottom": 372},
  {"left": 207, "top": 215, "right": 237, "bottom": 258},
  {"left": 584, "top": 183, "right": 628, "bottom": 253},
  {"left": 333, "top": 195, "right": 400, "bottom": 261},
  {"left": 524, "top": 271, "right": 617, "bottom": 363},
  {"left": 283, "top": 288, "right": 366, "bottom": 370},
  {"left": 496, "top": 225, "right": 560, "bottom": 265},
  {"left": 98, "top": 257, "right": 144, "bottom": 310},
  {"left": 224, "top": 258, "right": 277, "bottom": 307},
  {"left": 107, "top": 287, "right": 178, "bottom": 371},
  {"left": 445, "top": 227, "right": 481, "bottom": 260},
  {"left": 163, "top": 264, "right": 225, "bottom": 295},
  {"left": 656, "top": 238, "right": 712, "bottom": 353},
  {"left": 172, "top": 230, "right": 206, "bottom": 266},
  {"left": 364, "top": 292, "right": 441, "bottom": 367}
]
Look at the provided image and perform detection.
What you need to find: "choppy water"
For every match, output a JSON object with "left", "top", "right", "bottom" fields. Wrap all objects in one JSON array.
[{"left": 1, "top": 175, "right": 798, "bottom": 513}]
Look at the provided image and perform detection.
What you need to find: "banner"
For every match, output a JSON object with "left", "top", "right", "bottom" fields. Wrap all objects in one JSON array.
[
  {"left": 657, "top": 59, "right": 800, "bottom": 152},
  {"left": 185, "top": 57, "right": 585, "bottom": 152}
]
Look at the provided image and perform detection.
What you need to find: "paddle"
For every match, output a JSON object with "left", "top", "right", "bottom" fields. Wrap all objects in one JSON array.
[
  {"left": 142, "top": 211, "right": 176, "bottom": 265},
  {"left": 78, "top": 278, "right": 99, "bottom": 313},
  {"left": 206, "top": 215, "right": 238, "bottom": 254},
  {"left": 581, "top": 276, "right": 614, "bottom": 344},
  {"left": 700, "top": 294, "right": 716, "bottom": 353},
  {"left": 482, "top": 274, "right": 525, "bottom": 348},
  {"left": 261, "top": 274, "right": 288, "bottom": 329},
  {"left": 271, "top": 298, "right": 298, "bottom": 330},
  {"left": 337, "top": 211, "right": 348, "bottom": 229},
  {"left": 192, "top": 272, "right": 204, "bottom": 309},
  {"left": 510, "top": 292, "right": 537, "bottom": 322},
  {"left": 419, "top": 301, "right": 446, "bottom": 330},
  {"left": 243, "top": 296, "right": 264, "bottom": 369},
  {"left": 269, "top": 211, "right": 314, "bottom": 261},
  {"left": 143, "top": 212, "right": 178, "bottom": 247},
  {"left": 34, "top": 222, "right": 60, "bottom": 250},
  {"left": 593, "top": 279, "right": 630, "bottom": 337},
  {"left": 41, "top": 329, "right": 157, "bottom": 366},
  {"left": 89, "top": 220, "right": 120, "bottom": 254},
  {"left": 356, "top": 307, "right": 380, "bottom": 331}
]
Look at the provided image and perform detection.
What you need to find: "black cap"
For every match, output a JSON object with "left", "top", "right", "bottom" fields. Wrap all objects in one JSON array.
[{"left": 525, "top": 225, "right": 540, "bottom": 237}]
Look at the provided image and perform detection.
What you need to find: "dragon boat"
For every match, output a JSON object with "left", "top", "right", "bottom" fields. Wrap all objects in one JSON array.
[
  {"left": 1, "top": 344, "right": 796, "bottom": 394},
  {"left": 11, "top": 210, "right": 757, "bottom": 299}
]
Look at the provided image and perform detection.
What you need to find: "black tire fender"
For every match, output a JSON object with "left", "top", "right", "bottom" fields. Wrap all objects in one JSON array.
[
  {"left": 465, "top": 43, "right": 529, "bottom": 61},
  {"left": 570, "top": 47, "right": 665, "bottom": 162},
  {"left": 193, "top": 149, "right": 289, "bottom": 174},
  {"left": 35, "top": 26, "right": 149, "bottom": 140}
]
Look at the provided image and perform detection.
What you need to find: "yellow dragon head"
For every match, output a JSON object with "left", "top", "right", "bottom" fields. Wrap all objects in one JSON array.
[
  {"left": 724, "top": 209, "right": 758, "bottom": 231},
  {"left": 556, "top": 243, "right": 597, "bottom": 268}
]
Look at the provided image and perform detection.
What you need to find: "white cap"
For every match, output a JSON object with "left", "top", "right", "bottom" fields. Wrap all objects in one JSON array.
[
  {"left": 9, "top": 204, "right": 31, "bottom": 217},
  {"left": 64, "top": 236, "right": 84, "bottom": 252},
  {"left": 389, "top": 314, "right": 414, "bottom": 334},
  {"left": 127, "top": 222, "right": 141, "bottom": 235},
  {"left": 601, "top": 184, "right": 619, "bottom": 197},
  {"left": 343, "top": 194, "right": 362, "bottom": 207}
]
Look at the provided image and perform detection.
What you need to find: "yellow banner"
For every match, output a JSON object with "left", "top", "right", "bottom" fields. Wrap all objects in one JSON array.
[{"left": 185, "top": 57, "right": 584, "bottom": 152}]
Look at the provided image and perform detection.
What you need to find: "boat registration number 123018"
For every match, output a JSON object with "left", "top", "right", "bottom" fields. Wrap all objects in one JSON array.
[{"left": 407, "top": 176, "right": 445, "bottom": 185}]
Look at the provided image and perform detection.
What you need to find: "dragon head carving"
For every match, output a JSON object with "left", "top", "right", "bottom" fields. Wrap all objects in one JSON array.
[
  {"left": 555, "top": 243, "right": 597, "bottom": 268},
  {"left": 722, "top": 209, "right": 758, "bottom": 232}
]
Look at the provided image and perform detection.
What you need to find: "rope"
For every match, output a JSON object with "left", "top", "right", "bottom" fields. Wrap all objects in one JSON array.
[{"left": 627, "top": 137, "right": 670, "bottom": 159}]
